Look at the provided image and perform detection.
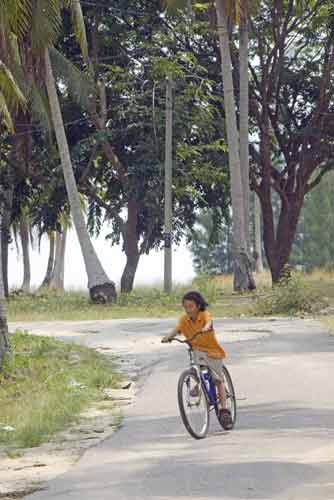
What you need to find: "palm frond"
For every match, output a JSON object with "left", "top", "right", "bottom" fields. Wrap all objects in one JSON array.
[
  {"left": 0, "top": 61, "right": 26, "bottom": 112},
  {"left": 29, "top": 82, "right": 53, "bottom": 132},
  {"left": 0, "top": 89, "right": 13, "bottom": 130},
  {"left": 31, "top": 0, "right": 62, "bottom": 51},
  {"left": 0, "top": 0, "right": 32, "bottom": 38},
  {"left": 8, "top": 32, "right": 22, "bottom": 68},
  {"left": 49, "top": 47, "right": 94, "bottom": 109},
  {"left": 68, "top": 0, "right": 89, "bottom": 64}
]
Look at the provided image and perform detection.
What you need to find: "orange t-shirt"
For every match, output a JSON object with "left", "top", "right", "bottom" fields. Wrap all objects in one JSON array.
[{"left": 177, "top": 310, "right": 226, "bottom": 359}]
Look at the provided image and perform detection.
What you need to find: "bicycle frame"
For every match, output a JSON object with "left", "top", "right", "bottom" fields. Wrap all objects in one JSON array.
[{"left": 187, "top": 346, "right": 220, "bottom": 412}]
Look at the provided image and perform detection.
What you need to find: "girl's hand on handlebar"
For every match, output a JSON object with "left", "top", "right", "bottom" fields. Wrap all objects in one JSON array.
[{"left": 161, "top": 335, "right": 173, "bottom": 343}]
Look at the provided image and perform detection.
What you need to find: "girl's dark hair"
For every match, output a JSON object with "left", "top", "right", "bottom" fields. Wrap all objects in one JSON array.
[{"left": 182, "top": 291, "right": 208, "bottom": 311}]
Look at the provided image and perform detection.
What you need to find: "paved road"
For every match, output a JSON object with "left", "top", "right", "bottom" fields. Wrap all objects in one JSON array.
[{"left": 25, "top": 318, "right": 334, "bottom": 500}]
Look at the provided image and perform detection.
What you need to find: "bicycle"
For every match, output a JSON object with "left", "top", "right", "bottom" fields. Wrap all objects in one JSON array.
[{"left": 169, "top": 333, "right": 237, "bottom": 439}]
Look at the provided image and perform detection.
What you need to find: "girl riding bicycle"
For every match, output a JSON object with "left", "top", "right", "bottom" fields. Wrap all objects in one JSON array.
[{"left": 162, "top": 291, "right": 233, "bottom": 430}]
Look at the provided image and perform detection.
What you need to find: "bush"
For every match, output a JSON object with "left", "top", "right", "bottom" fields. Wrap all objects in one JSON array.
[{"left": 253, "top": 275, "right": 325, "bottom": 316}]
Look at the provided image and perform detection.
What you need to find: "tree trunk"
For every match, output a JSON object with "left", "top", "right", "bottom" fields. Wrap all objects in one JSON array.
[
  {"left": 59, "top": 226, "right": 67, "bottom": 289},
  {"left": 121, "top": 198, "right": 140, "bottom": 294},
  {"left": 49, "top": 231, "right": 66, "bottom": 291},
  {"left": 0, "top": 214, "right": 10, "bottom": 370},
  {"left": 49, "top": 228, "right": 67, "bottom": 291},
  {"left": 1, "top": 185, "right": 13, "bottom": 298},
  {"left": 40, "top": 231, "right": 56, "bottom": 288},
  {"left": 239, "top": 2, "right": 250, "bottom": 250},
  {"left": 260, "top": 193, "right": 302, "bottom": 283},
  {"left": 254, "top": 193, "right": 264, "bottom": 273},
  {"left": 19, "top": 218, "right": 31, "bottom": 293},
  {"left": 121, "top": 253, "right": 140, "bottom": 294},
  {"left": 215, "top": 0, "right": 255, "bottom": 291},
  {"left": 44, "top": 49, "right": 116, "bottom": 303},
  {"left": 1, "top": 219, "right": 9, "bottom": 298}
]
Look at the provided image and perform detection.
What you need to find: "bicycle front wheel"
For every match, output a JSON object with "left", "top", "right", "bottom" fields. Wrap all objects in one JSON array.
[
  {"left": 177, "top": 368, "right": 209, "bottom": 439},
  {"left": 222, "top": 365, "right": 237, "bottom": 428}
]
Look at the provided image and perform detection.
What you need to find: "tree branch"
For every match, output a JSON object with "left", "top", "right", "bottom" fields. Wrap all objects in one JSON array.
[{"left": 78, "top": 143, "right": 99, "bottom": 185}]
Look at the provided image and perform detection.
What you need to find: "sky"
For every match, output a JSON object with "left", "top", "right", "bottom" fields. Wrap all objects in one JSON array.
[{"left": 8, "top": 227, "right": 196, "bottom": 291}]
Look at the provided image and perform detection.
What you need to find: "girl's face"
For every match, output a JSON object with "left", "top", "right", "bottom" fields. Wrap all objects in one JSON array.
[{"left": 183, "top": 299, "right": 200, "bottom": 318}]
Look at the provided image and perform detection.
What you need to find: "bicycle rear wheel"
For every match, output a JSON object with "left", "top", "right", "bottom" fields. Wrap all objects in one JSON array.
[
  {"left": 216, "top": 365, "right": 237, "bottom": 429},
  {"left": 177, "top": 368, "right": 209, "bottom": 439}
]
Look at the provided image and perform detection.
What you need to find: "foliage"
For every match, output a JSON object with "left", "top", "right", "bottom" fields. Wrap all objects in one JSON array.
[
  {"left": 0, "top": 62, "right": 26, "bottom": 131},
  {"left": 6, "top": 268, "right": 334, "bottom": 320},
  {"left": 253, "top": 275, "right": 325, "bottom": 316},
  {"left": 248, "top": 0, "right": 334, "bottom": 280},
  {"left": 189, "top": 210, "right": 233, "bottom": 275},
  {"left": 58, "top": 0, "right": 230, "bottom": 256},
  {"left": 0, "top": 330, "right": 120, "bottom": 450},
  {"left": 7, "top": 281, "right": 220, "bottom": 320},
  {"left": 292, "top": 171, "right": 334, "bottom": 271}
]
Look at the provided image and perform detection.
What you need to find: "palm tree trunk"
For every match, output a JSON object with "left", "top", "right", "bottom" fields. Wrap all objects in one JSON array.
[
  {"left": 40, "top": 231, "right": 56, "bottom": 288},
  {"left": 44, "top": 49, "right": 116, "bottom": 303},
  {"left": 0, "top": 214, "right": 10, "bottom": 370},
  {"left": 19, "top": 218, "right": 31, "bottom": 293},
  {"left": 49, "top": 231, "right": 61, "bottom": 290},
  {"left": 59, "top": 226, "right": 67, "bottom": 289},
  {"left": 215, "top": 0, "right": 255, "bottom": 291},
  {"left": 254, "top": 193, "right": 264, "bottom": 273},
  {"left": 1, "top": 183, "right": 13, "bottom": 298},
  {"left": 49, "top": 228, "right": 67, "bottom": 291},
  {"left": 239, "top": 3, "right": 250, "bottom": 250}
]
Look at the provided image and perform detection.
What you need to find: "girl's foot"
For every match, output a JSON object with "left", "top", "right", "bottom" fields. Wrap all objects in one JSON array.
[
  {"left": 219, "top": 408, "right": 233, "bottom": 430},
  {"left": 190, "top": 385, "right": 199, "bottom": 397}
]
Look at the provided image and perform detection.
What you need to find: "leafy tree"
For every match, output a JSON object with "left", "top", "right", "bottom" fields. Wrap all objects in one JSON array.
[
  {"left": 249, "top": 0, "right": 334, "bottom": 282},
  {"left": 292, "top": 171, "right": 334, "bottom": 270}
]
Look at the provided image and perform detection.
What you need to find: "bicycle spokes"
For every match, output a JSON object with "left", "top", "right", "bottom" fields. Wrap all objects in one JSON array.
[{"left": 178, "top": 370, "right": 209, "bottom": 439}]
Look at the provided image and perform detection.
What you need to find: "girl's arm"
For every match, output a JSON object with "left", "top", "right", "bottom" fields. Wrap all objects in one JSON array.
[
  {"left": 202, "top": 319, "right": 213, "bottom": 332},
  {"left": 161, "top": 327, "right": 180, "bottom": 343}
]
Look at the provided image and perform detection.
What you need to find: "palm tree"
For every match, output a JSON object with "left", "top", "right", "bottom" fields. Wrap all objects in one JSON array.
[
  {"left": 44, "top": 50, "right": 116, "bottom": 302},
  {"left": 0, "top": 36, "right": 26, "bottom": 367},
  {"left": 1, "top": 0, "right": 117, "bottom": 302},
  {"left": 166, "top": 0, "right": 255, "bottom": 290},
  {"left": 239, "top": 0, "right": 250, "bottom": 250}
]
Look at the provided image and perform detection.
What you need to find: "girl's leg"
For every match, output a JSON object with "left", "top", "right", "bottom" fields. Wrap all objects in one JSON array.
[{"left": 217, "top": 380, "right": 226, "bottom": 408}]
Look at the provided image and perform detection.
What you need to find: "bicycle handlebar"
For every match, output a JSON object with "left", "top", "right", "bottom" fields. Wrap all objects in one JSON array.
[{"left": 169, "top": 330, "right": 207, "bottom": 345}]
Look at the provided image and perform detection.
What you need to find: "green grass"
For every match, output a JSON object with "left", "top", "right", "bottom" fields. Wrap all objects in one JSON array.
[
  {"left": 0, "top": 330, "right": 121, "bottom": 452},
  {"left": 7, "top": 269, "right": 334, "bottom": 322},
  {"left": 7, "top": 279, "right": 222, "bottom": 322}
]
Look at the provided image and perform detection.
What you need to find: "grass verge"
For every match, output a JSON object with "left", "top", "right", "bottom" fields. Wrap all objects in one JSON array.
[
  {"left": 0, "top": 330, "right": 121, "bottom": 452},
  {"left": 7, "top": 269, "right": 334, "bottom": 322}
]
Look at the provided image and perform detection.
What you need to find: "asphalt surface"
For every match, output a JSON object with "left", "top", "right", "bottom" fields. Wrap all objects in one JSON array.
[{"left": 24, "top": 318, "right": 334, "bottom": 500}]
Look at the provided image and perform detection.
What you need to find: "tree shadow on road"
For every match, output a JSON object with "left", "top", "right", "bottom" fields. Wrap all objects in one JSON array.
[{"left": 236, "top": 402, "right": 334, "bottom": 433}]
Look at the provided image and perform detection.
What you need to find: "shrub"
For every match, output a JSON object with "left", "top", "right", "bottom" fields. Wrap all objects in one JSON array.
[{"left": 253, "top": 275, "right": 326, "bottom": 316}]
